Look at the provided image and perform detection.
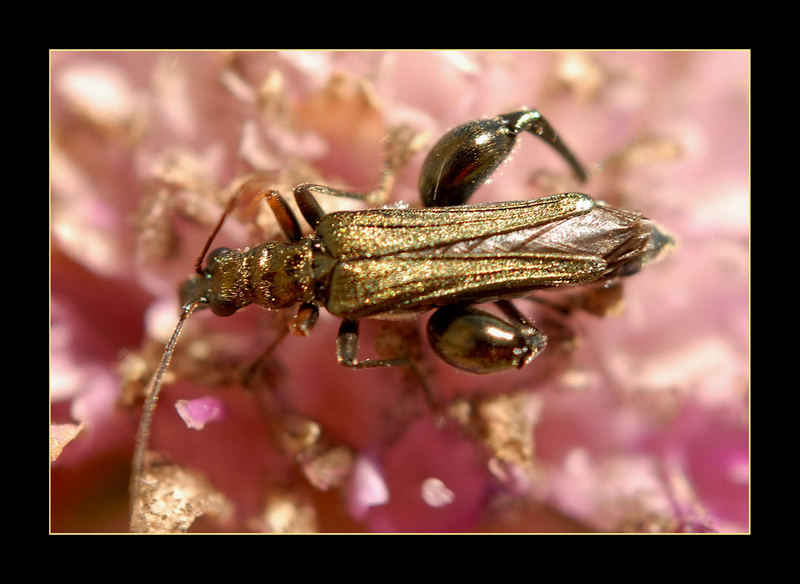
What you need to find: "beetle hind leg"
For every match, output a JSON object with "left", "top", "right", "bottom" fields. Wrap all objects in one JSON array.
[
  {"left": 419, "top": 108, "right": 587, "bottom": 208},
  {"left": 426, "top": 301, "right": 547, "bottom": 374}
]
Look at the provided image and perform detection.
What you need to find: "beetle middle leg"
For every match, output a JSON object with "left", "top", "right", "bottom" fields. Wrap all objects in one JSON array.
[
  {"left": 336, "top": 319, "right": 439, "bottom": 413},
  {"left": 288, "top": 182, "right": 444, "bottom": 410},
  {"left": 336, "top": 320, "right": 414, "bottom": 370}
]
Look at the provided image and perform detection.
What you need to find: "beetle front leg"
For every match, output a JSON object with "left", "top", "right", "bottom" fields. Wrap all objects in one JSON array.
[
  {"left": 242, "top": 302, "right": 320, "bottom": 389},
  {"left": 237, "top": 177, "right": 304, "bottom": 242},
  {"left": 426, "top": 302, "right": 547, "bottom": 374},
  {"left": 292, "top": 125, "right": 424, "bottom": 225},
  {"left": 419, "top": 109, "right": 587, "bottom": 208},
  {"left": 290, "top": 302, "right": 320, "bottom": 336}
]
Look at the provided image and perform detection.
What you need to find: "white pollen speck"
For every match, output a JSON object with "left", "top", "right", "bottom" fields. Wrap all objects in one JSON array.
[{"left": 421, "top": 477, "right": 455, "bottom": 508}]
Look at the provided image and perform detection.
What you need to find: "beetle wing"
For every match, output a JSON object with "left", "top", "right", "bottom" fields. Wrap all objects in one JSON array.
[
  {"left": 317, "top": 193, "right": 595, "bottom": 260},
  {"left": 316, "top": 192, "right": 660, "bottom": 319},
  {"left": 325, "top": 252, "right": 607, "bottom": 319}
]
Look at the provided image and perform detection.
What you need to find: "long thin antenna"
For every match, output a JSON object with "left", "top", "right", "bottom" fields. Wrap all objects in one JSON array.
[
  {"left": 194, "top": 194, "right": 240, "bottom": 275},
  {"left": 194, "top": 176, "right": 274, "bottom": 274},
  {"left": 129, "top": 299, "right": 201, "bottom": 531}
]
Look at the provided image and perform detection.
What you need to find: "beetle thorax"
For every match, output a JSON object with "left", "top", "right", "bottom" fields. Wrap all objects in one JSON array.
[{"left": 250, "top": 241, "right": 315, "bottom": 310}]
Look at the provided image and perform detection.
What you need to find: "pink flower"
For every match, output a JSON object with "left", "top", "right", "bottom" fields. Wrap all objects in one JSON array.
[{"left": 51, "top": 50, "right": 748, "bottom": 532}]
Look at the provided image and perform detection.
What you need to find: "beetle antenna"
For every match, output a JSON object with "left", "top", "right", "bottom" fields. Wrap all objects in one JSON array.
[
  {"left": 194, "top": 176, "right": 278, "bottom": 274},
  {"left": 129, "top": 299, "right": 202, "bottom": 531},
  {"left": 194, "top": 194, "right": 240, "bottom": 275}
]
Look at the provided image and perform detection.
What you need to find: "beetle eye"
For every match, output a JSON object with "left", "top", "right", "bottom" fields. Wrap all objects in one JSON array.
[{"left": 208, "top": 294, "right": 238, "bottom": 317}]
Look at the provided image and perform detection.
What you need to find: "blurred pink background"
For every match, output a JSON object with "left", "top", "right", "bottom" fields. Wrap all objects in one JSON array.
[{"left": 50, "top": 51, "right": 749, "bottom": 533}]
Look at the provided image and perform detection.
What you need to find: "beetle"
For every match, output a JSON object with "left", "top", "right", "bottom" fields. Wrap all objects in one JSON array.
[{"left": 129, "top": 108, "right": 672, "bottom": 529}]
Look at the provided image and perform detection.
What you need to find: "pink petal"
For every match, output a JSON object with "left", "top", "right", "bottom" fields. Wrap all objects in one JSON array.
[{"left": 175, "top": 397, "right": 226, "bottom": 430}]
